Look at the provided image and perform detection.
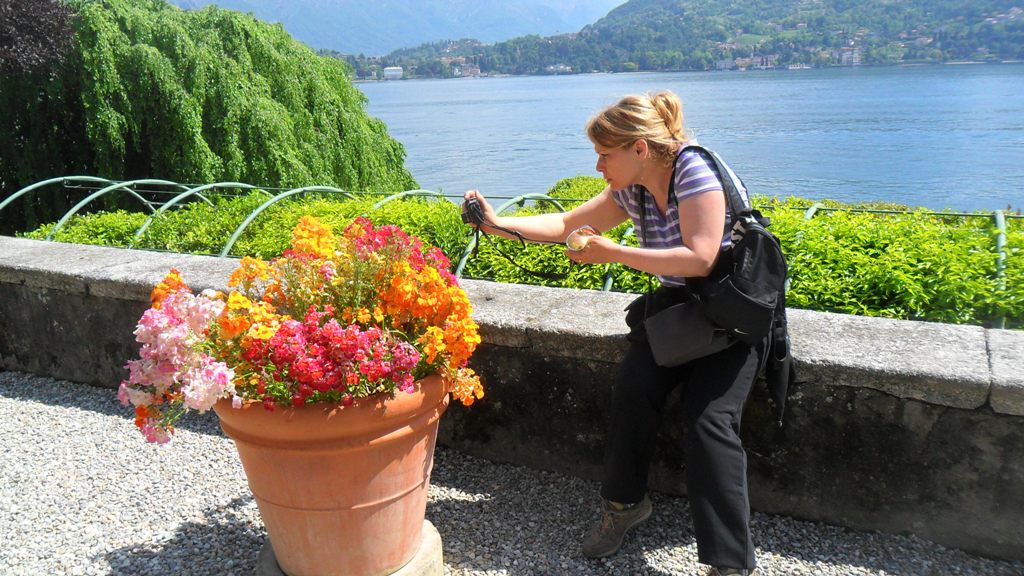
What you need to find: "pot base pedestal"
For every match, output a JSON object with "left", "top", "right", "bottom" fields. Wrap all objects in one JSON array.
[{"left": 255, "top": 520, "right": 443, "bottom": 576}]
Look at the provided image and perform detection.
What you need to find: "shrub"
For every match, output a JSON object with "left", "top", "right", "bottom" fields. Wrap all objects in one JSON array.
[
  {"left": 761, "top": 197, "right": 1004, "bottom": 325},
  {"left": 1002, "top": 218, "right": 1024, "bottom": 328},
  {"left": 29, "top": 191, "right": 468, "bottom": 259},
  {"left": 20, "top": 180, "right": 1021, "bottom": 328},
  {"left": 26, "top": 210, "right": 148, "bottom": 247}
]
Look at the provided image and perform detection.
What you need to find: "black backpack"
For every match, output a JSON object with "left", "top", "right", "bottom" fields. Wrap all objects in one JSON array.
[{"left": 684, "top": 145, "right": 794, "bottom": 426}]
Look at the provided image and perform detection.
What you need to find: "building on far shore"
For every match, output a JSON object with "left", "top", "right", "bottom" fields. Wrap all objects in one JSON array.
[
  {"left": 382, "top": 66, "right": 403, "bottom": 80},
  {"left": 544, "top": 63, "right": 572, "bottom": 74}
]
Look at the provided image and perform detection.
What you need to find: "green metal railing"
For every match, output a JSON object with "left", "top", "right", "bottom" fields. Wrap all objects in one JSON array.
[
  {"left": 218, "top": 186, "right": 359, "bottom": 256},
  {"left": 1, "top": 178, "right": 1017, "bottom": 303},
  {"left": 132, "top": 182, "right": 267, "bottom": 245},
  {"left": 370, "top": 189, "right": 446, "bottom": 210},
  {"left": 46, "top": 179, "right": 194, "bottom": 241}
]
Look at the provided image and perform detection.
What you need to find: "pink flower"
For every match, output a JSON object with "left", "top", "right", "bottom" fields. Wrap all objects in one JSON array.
[
  {"left": 181, "top": 356, "right": 236, "bottom": 411},
  {"left": 118, "top": 380, "right": 157, "bottom": 407},
  {"left": 397, "top": 374, "right": 416, "bottom": 394},
  {"left": 141, "top": 423, "right": 171, "bottom": 444}
]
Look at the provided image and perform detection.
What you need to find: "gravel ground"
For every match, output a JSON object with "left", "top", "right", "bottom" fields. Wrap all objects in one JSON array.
[{"left": 1, "top": 371, "right": 1021, "bottom": 576}]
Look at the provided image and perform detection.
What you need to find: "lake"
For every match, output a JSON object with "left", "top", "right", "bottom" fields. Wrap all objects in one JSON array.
[{"left": 359, "top": 64, "right": 1024, "bottom": 213}]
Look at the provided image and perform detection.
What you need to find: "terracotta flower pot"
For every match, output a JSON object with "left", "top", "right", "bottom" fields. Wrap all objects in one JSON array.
[{"left": 213, "top": 374, "right": 450, "bottom": 576}]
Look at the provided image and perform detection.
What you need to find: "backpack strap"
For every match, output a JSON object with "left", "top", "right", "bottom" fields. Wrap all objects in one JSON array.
[{"left": 680, "top": 144, "right": 762, "bottom": 226}]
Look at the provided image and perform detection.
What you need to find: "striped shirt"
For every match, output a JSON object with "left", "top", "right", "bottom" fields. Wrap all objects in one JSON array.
[{"left": 611, "top": 144, "right": 747, "bottom": 286}]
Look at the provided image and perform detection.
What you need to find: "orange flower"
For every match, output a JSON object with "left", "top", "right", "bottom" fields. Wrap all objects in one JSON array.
[
  {"left": 443, "top": 317, "right": 481, "bottom": 369},
  {"left": 448, "top": 368, "right": 484, "bottom": 406},
  {"left": 217, "top": 314, "right": 251, "bottom": 340},
  {"left": 150, "top": 268, "right": 189, "bottom": 309},
  {"left": 249, "top": 301, "right": 278, "bottom": 324},
  {"left": 263, "top": 281, "right": 286, "bottom": 305},
  {"left": 356, "top": 307, "right": 372, "bottom": 324},
  {"left": 418, "top": 326, "right": 446, "bottom": 364},
  {"left": 291, "top": 215, "right": 336, "bottom": 258},
  {"left": 226, "top": 291, "right": 253, "bottom": 311},
  {"left": 134, "top": 405, "right": 152, "bottom": 429},
  {"left": 248, "top": 323, "right": 277, "bottom": 340},
  {"left": 228, "top": 256, "right": 272, "bottom": 288}
]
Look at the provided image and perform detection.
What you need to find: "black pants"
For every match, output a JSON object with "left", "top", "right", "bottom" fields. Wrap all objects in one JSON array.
[{"left": 601, "top": 328, "right": 760, "bottom": 570}]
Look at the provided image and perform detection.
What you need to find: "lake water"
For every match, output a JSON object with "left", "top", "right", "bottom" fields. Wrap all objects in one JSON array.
[{"left": 359, "top": 64, "right": 1024, "bottom": 212}]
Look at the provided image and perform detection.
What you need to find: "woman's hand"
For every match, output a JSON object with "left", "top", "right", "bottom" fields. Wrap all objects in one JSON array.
[
  {"left": 462, "top": 190, "right": 499, "bottom": 228},
  {"left": 566, "top": 234, "right": 619, "bottom": 265}
]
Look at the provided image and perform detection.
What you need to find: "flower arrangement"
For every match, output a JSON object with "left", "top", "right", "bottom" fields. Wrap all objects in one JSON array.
[{"left": 120, "top": 216, "right": 484, "bottom": 443}]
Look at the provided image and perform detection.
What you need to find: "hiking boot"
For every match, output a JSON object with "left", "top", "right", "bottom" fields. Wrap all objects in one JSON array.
[
  {"left": 707, "top": 567, "right": 756, "bottom": 576},
  {"left": 581, "top": 494, "right": 652, "bottom": 558}
]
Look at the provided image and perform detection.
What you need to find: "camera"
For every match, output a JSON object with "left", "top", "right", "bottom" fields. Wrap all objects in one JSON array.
[{"left": 461, "top": 197, "right": 486, "bottom": 225}]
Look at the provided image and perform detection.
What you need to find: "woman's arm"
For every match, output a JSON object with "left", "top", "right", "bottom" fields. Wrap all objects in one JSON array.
[
  {"left": 568, "top": 189, "right": 726, "bottom": 279},
  {"left": 463, "top": 188, "right": 628, "bottom": 244}
]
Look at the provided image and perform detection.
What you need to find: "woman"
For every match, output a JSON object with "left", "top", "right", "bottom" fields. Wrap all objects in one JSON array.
[{"left": 462, "top": 91, "right": 759, "bottom": 576}]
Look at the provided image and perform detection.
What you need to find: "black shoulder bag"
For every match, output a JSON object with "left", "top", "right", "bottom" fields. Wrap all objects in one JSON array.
[
  {"left": 681, "top": 145, "right": 787, "bottom": 345},
  {"left": 636, "top": 170, "right": 735, "bottom": 368},
  {"left": 681, "top": 145, "right": 794, "bottom": 426}
]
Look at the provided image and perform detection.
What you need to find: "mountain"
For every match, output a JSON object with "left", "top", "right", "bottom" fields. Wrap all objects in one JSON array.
[
  {"left": 367, "top": 0, "right": 1024, "bottom": 76},
  {"left": 579, "top": 0, "right": 1024, "bottom": 67},
  {"left": 168, "top": 0, "right": 626, "bottom": 55}
]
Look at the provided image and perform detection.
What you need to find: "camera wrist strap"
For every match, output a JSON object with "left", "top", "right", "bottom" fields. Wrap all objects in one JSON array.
[{"left": 470, "top": 220, "right": 574, "bottom": 282}]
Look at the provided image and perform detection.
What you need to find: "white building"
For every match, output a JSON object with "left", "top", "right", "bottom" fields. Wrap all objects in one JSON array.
[{"left": 382, "top": 66, "right": 403, "bottom": 80}]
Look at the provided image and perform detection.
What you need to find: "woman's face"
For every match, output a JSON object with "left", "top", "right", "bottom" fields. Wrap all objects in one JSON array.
[{"left": 594, "top": 141, "right": 643, "bottom": 190}]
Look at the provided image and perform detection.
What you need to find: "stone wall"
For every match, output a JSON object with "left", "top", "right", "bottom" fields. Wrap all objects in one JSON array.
[{"left": 1, "top": 236, "right": 1022, "bottom": 560}]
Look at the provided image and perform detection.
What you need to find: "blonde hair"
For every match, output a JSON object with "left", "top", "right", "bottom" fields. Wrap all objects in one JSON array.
[{"left": 585, "top": 91, "right": 689, "bottom": 166}]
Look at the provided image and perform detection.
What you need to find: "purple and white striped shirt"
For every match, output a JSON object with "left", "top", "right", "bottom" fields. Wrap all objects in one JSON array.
[{"left": 611, "top": 144, "right": 746, "bottom": 286}]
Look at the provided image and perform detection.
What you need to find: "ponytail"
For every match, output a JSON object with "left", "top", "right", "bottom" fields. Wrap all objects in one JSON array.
[{"left": 585, "top": 90, "right": 690, "bottom": 166}]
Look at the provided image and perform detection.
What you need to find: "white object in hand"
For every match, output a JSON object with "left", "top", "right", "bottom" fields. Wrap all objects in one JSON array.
[{"left": 566, "top": 226, "right": 597, "bottom": 251}]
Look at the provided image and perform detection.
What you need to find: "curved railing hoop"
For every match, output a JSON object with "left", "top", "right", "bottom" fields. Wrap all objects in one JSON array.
[
  {"left": 0, "top": 176, "right": 114, "bottom": 218},
  {"left": 803, "top": 202, "right": 825, "bottom": 220},
  {"left": 219, "top": 186, "right": 357, "bottom": 257},
  {"left": 602, "top": 225, "right": 635, "bottom": 292},
  {"left": 45, "top": 179, "right": 188, "bottom": 241},
  {"left": 369, "top": 189, "right": 446, "bottom": 212},
  {"left": 131, "top": 182, "right": 270, "bottom": 246},
  {"left": 994, "top": 210, "right": 1007, "bottom": 329},
  {"left": 455, "top": 193, "right": 568, "bottom": 277},
  {"left": 494, "top": 194, "right": 567, "bottom": 215}
]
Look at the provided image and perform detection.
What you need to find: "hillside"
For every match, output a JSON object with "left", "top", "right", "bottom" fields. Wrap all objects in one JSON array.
[
  {"left": 354, "top": 0, "right": 1024, "bottom": 77},
  {"left": 169, "top": 0, "right": 625, "bottom": 55}
]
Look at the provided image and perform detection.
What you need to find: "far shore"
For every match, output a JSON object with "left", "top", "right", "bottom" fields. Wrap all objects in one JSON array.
[{"left": 351, "top": 59, "right": 1023, "bottom": 83}]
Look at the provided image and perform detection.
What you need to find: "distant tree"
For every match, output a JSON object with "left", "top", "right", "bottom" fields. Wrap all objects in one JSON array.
[
  {"left": 0, "top": 0, "right": 416, "bottom": 233},
  {"left": 0, "top": 0, "right": 76, "bottom": 74},
  {"left": 0, "top": 0, "right": 83, "bottom": 233}
]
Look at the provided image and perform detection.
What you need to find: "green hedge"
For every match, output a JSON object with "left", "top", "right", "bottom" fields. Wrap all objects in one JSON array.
[
  {"left": 22, "top": 177, "right": 1022, "bottom": 329},
  {"left": 762, "top": 198, "right": 1014, "bottom": 326},
  {"left": 25, "top": 193, "right": 465, "bottom": 260}
]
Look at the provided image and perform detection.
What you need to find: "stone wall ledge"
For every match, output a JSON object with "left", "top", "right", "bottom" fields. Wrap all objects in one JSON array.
[
  {"left": 3, "top": 236, "right": 1024, "bottom": 560},
  {"left": 2, "top": 236, "right": 1020, "bottom": 416}
]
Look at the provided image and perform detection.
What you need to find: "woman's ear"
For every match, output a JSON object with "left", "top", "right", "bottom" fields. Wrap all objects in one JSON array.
[{"left": 634, "top": 139, "right": 648, "bottom": 159}]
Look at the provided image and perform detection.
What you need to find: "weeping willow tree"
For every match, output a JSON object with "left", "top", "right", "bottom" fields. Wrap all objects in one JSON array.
[{"left": 0, "top": 0, "right": 416, "bottom": 233}]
